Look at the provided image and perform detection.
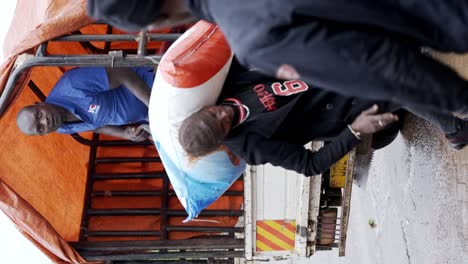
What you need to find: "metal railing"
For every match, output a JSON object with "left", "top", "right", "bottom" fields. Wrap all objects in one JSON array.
[{"left": 5, "top": 24, "right": 245, "bottom": 263}]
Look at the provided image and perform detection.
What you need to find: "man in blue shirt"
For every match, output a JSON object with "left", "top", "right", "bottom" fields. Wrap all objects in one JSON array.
[{"left": 16, "top": 67, "right": 154, "bottom": 142}]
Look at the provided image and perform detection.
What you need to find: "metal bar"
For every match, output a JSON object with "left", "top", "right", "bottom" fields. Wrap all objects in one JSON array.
[
  {"left": 298, "top": 141, "right": 324, "bottom": 257},
  {"left": 318, "top": 215, "right": 341, "bottom": 219},
  {"left": 93, "top": 171, "right": 166, "bottom": 180},
  {"left": 70, "top": 133, "right": 94, "bottom": 146},
  {"left": 223, "top": 190, "right": 244, "bottom": 196},
  {"left": 52, "top": 33, "right": 181, "bottom": 42},
  {"left": 79, "top": 133, "right": 99, "bottom": 241},
  {"left": 316, "top": 227, "right": 339, "bottom": 232},
  {"left": 170, "top": 210, "right": 243, "bottom": 217},
  {"left": 85, "top": 231, "right": 161, "bottom": 237},
  {"left": 87, "top": 209, "right": 243, "bottom": 217},
  {"left": 167, "top": 226, "right": 243, "bottom": 233},
  {"left": 91, "top": 190, "right": 243, "bottom": 197},
  {"left": 88, "top": 209, "right": 161, "bottom": 216},
  {"left": 95, "top": 157, "right": 162, "bottom": 164},
  {"left": 160, "top": 174, "right": 170, "bottom": 240},
  {"left": 104, "top": 25, "right": 113, "bottom": 52},
  {"left": 338, "top": 149, "right": 356, "bottom": 257},
  {"left": 27, "top": 80, "right": 46, "bottom": 102},
  {"left": 316, "top": 243, "right": 339, "bottom": 249},
  {"left": 137, "top": 30, "right": 149, "bottom": 56},
  {"left": 35, "top": 43, "right": 48, "bottom": 57},
  {"left": 95, "top": 140, "right": 153, "bottom": 147},
  {"left": 81, "top": 250, "right": 244, "bottom": 261},
  {"left": 73, "top": 238, "right": 244, "bottom": 251},
  {"left": 70, "top": 132, "right": 150, "bottom": 147},
  {"left": 77, "top": 39, "right": 109, "bottom": 54},
  {"left": 317, "top": 224, "right": 341, "bottom": 228},
  {"left": 243, "top": 167, "right": 253, "bottom": 261},
  {"left": 72, "top": 26, "right": 115, "bottom": 54},
  {"left": 295, "top": 163, "right": 312, "bottom": 258},
  {"left": 92, "top": 190, "right": 165, "bottom": 197},
  {"left": 112, "top": 261, "right": 212, "bottom": 264},
  {"left": 0, "top": 55, "right": 161, "bottom": 117}
]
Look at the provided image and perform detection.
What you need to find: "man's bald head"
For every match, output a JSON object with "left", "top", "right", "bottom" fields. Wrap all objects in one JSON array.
[{"left": 17, "top": 103, "right": 64, "bottom": 135}]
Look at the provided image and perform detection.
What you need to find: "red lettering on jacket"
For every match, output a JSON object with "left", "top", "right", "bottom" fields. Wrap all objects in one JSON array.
[{"left": 253, "top": 84, "right": 277, "bottom": 111}]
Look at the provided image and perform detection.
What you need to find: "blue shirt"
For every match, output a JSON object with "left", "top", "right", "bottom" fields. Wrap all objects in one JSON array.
[{"left": 45, "top": 67, "right": 154, "bottom": 134}]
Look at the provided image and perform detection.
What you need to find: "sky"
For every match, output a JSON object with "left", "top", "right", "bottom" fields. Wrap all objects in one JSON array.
[{"left": 0, "top": 1, "right": 51, "bottom": 263}]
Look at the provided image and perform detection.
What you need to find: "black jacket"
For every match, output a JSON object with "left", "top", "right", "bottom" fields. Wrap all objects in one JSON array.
[
  {"left": 188, "top": 0, "right": 468, "bottom": 114},
  {"left": 220, "top": 70, "right": 385, "bottom": 176}
]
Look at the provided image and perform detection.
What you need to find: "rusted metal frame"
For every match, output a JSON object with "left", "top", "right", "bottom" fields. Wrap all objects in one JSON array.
[
  {"left": 70, "top": 133, "right": 94, "bottom": 146},
  {"left": 70, "top": 27, "right": 114, "bottom": 54},
  {"left": 0, "top": 55, "right": 161, "bottom": 117},
  {"left": 338, "top": 148, "right": 356, "bottom": 256},
  {"left": 52, "top": 33, "right": 181, "bottom": 42},
  {"left": 92, "top": 190, "right": 164, "bottom": 197},
  {"left": 27, "top": 80, "right": 46, "bottom": 102},
  {"left": 94, "top": 157, "right": 162, "bottom": 164},
  {"left": 104, "top": 25, "right": 113, "bottom": 52},
  {"left": 81, "top": 250, "right": 244, "bottom": 262},
  {"left": 92, "top": 171, "right": 166, "bottom": 180},
  {"left": 74, "top": 25, "right": 115, "bottom": 54},
  {"left": 316, "top": 225, "right": 341, "bottom": 234},
  {"left": 76, "top": 38, "right": 109, "bottom": 54},
  {"left": 84, "top": 231, "right": 161, "bottom": 238},
  {"left": 79, "top": 133, "right": 100, "bottom": 241},
  {"left": 316, "top": 243, "right": 339, "bottom": 250},
  {"left": 160, "top": 173, "right": 170, "bottom": 240},
  {"left": 83, "top": 227, "right": 241, "bottom": 239},
  {"left": 91, "top": 190, "right": 243, "bottom": 197},
  {"left": 298, "top": 141, "right": 324, "bottom": 256},
  {"left": 73, "top": 238, "right": 244, "bottom": 252},
  {"left": 35, "top": 43, "right": 48, "bottom": 57},
  {"left": 111, "top": 261, "right": 211, "bottom": 264},
  {"left": 93, "top": 140, "right": 153, "bottom": 147},
  {"left": 167, "top": 226, "right": 243, "bottom": 233},
  {"left": 137, "top": 30, "right": 149, "bottom": 56},
  {"left": 87, "top": 209, "right": 243, "bottom": 217},
  {"left": 243, "top": 168, "right": 253, "bottom": 260}
]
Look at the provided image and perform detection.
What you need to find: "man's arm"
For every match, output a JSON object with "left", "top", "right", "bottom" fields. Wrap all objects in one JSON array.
[
  {"left": 105, "top": 68, "right": 151, "bottom": 107},
  {"left": 95, "top": 124, "right": 150, "bottom": 142},
  {"left": 237, "top": 128, "right": 360, "bottom": 176},
  {"left": 234, "top": 22, "right": 468, "bottom": 114}
]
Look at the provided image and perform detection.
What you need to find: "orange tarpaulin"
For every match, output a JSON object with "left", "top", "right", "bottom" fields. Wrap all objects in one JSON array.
[
  {"left": 0, "top": 1, "right": 92, "bottom": 262},
  {"left": 0, "top": 181, "right": 86, "bottom": 264},
  {"left": 0, "top": 1, "right": 243, "bottom": 263}
]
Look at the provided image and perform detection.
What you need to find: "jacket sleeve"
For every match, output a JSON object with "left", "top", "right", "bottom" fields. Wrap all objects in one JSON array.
[
  {"left": 240, "top": 128, "right": 360, "bottom": 176},
  {"left": 236, "top": 21, "right": 468, "bottom": 114}
]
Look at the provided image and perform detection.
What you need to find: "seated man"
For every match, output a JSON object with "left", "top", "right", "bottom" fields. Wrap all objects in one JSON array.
[
  {"left": 16, "top": 67, "right": 154, "bottom": 142},
  {"left": 178, "top": 70, "right": 468, "bottom": 176}
]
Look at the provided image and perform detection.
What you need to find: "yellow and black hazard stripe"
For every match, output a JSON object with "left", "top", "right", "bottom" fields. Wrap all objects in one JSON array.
[{"left": 256, "top": 220, "right": 296, "bottom": 251}]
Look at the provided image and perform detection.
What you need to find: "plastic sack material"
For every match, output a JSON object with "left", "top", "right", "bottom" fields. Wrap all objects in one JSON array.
[{"left": 149, "top": 21, "right": 246, "bottom": 221}]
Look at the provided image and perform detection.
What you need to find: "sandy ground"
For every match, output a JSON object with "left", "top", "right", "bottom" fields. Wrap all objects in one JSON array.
[{"left": 270, "top": 114, "right": 467, "bottom": 264}]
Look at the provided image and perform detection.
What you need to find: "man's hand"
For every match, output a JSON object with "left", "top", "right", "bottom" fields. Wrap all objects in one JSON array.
[
  {"left": 124, "top": 124, "right": 151, "bottom": 142},
  {"left": 351, "top": 105, "right": 399, "bottom": 135}
]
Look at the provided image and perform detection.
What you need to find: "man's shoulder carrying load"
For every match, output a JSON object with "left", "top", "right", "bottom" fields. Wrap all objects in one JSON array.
[{"left": 149, "top": 20, "right": 245, "bottom": 221}]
